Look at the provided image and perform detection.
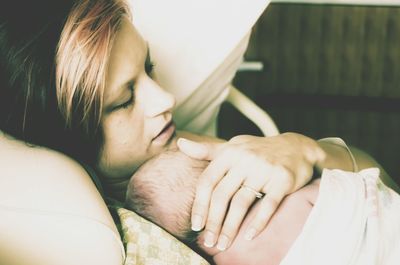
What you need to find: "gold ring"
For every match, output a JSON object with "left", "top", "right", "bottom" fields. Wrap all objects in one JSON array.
[{"left": 241, "top": 184, "right": 265, "bottom": 199}]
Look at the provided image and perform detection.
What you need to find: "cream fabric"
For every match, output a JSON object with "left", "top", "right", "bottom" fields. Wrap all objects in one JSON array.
[
  {"left": 129, "top": 0, "right": 271, "bottom": 135},
  {"left": 281, "top": 168, "right": 400, "bottom": 265},
  {"left": 110, "top": 206, "right": 209, "bottom": 265}
]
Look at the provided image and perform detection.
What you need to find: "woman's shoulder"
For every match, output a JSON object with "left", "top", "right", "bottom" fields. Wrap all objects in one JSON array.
[
  {"left": 0, "top": 131, "right": 124, "bottom": 265},
  {"left": 0, "top": 130, "right": 116, "bottom": 226},
  {"left": 0, "top": 131, "right": 79, "bottom": 170}
]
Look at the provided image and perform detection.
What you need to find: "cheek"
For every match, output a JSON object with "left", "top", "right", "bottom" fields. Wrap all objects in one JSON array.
[{"left": 100, "top": 111, "right": 146, "bottom": 164}]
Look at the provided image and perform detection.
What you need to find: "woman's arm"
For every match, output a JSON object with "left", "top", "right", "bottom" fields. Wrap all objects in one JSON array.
[
  {"left": 350, "top": 146, "right": 400, "bottom": 193},
  {"left": 317, "top": 138, "right": 400, "bottom": 193},
  {"left": 316, "top": 139, "right": 355, "bottom": 172},
  {"left": 0, "top": 133, "right": 124, "bottom": 265}
]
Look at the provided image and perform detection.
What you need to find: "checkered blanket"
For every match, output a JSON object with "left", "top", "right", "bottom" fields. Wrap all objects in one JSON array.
[{"left": 108, "top": 202, "right": 209, "bottom": 265}]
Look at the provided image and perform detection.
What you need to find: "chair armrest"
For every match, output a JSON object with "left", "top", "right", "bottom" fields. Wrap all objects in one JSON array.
[{"left": 225, "top": 85, "right": 279, "bottom": 136}]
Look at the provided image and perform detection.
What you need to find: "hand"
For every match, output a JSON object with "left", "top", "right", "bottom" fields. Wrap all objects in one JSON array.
[{"left": 177, "top": 132, "right": 325, "bottom": 250}]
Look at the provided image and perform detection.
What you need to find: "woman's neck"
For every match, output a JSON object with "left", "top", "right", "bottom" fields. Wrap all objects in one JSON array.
[{"left": 100, "top": 174, "right": 131, "bottom": 202}]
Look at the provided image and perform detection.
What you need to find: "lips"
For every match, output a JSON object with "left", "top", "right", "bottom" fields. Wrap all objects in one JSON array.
[{"left": 152, "top": 121, "right": 176, "bottom": 146}]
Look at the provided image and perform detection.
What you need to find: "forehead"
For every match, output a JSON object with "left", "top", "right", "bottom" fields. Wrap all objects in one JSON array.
[{"left": 104, "top": 18, "right": 147, "bottom": 106}]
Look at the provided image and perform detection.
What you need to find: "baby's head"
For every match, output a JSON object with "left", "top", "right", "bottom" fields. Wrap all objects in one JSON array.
[{"left": 125, "top": 150, "right": 208, "bottom": 243}]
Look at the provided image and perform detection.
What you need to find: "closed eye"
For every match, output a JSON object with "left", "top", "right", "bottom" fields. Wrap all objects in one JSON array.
[{"left": 114, "top": 82, "right": 135, "bottom": 110}]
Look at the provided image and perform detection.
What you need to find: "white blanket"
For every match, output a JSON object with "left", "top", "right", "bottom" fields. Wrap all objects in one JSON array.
[{"left": 281, "top": 168, "right": 400, "bottom": 265}]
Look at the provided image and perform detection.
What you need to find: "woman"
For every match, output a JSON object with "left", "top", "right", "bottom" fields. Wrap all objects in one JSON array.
[{"left": 0, "top": 0, "right": 393, "bottom": 262}]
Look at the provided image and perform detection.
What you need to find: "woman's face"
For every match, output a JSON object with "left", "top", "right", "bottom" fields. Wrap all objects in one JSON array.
[{"left": 97, "top": 18, "right": 176, "bottom": 180}]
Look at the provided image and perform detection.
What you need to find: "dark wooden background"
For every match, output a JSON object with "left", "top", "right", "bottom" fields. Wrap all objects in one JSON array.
[{"left": 218, "top": 3, "right": 400, "bottom": 185}]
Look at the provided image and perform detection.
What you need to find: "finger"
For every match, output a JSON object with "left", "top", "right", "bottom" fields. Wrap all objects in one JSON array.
[
  {"left": 315, "top": 146, "right": 326, "bottom": 162},
  {"left": 306, "top": 142, "right": 326, "bottom": 163},
  {"left": 177, "top": 137, "right": 224, "bottom": 160},
  {"left": 216, "top": 183, "right": 262, "bottom": 250},
  {"left": 191, "top": 155, "right": 231, "bottom": 232},
  {"left": 203, "top": 170, "right": 243, "bottom": 248},
  {"left": 244, "top": 190, "right": 285, "bottom": 241}
]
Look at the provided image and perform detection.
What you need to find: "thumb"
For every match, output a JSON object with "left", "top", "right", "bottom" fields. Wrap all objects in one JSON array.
[{"left": 177, "top": 138, "right": 221, "bottom": 160}]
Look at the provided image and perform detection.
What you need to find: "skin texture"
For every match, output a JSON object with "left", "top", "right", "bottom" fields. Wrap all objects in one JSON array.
[
  {"left": 96, "top": 18, "right": 176, "bottom": 199},
  {"left": 127, "top": 148, "right": 319, "bottom": 265},
  {"left": 178, "top": 133, "right": 326, "bottom": 250}
]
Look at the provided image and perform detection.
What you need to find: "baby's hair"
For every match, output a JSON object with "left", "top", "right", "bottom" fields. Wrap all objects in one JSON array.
[
  {"left": 56, "top": 0, "right": 130, "bottom": 135},
  {"left": 126, "top": 150, "right": 208, "bottom": 244}
]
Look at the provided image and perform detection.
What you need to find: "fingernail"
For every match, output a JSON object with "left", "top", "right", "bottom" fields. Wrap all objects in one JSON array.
[
  {"left": 204, "top": 231, "right": 216, "bottom": 248},
  {"left": 244, "top": 228, "right": 256, "bottom": 241},
  {"left": 191, "top": 215, "right": 203, "bottom": 231},
  {"left": 177, "top": 138, "right": 188, "bottom": 146},
  {"left": 216, "top": 235, "right": 230, "bottom": 251}
]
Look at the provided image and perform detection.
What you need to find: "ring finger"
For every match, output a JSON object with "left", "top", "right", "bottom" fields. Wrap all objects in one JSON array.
[
  {"left": 203, "top": 170, "right": 243, "bottom": 247},
  {"left": 244, "top": 186, "right": 285, "bottom": 241},
  {"left": 216, "top": 180, "right": 265, "bottom": 250}
]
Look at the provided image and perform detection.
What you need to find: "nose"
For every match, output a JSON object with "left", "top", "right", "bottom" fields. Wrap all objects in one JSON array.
[{"left": 141, "top": 77, "right": 176, "bottom": 117}]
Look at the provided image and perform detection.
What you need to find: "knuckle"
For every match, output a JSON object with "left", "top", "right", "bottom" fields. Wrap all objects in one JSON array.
[
  {"left": 227, "top": 147, "right": 244, "bottom": 159},
  {"left": 197, "top": 177, "right": 213, "bottom": 191},
  {"left": 252, "top": 215, "right": 268, "bottom": 230},
  {"left": 230, "top": 135, "right": 249, "bottom": 143},
  {"left": 220, "top": 223, "right": 238, "bottom": 238},
  {"left": 206, "top": 219, "right": 222, "bottom": 232},
  {"left": 257, "top": 159, "right": 271, "bottom": 172},
  {"left": 244, "top": 151, "right": 258, "bottom": 161},
  {"left": 285, "top": 191, "right": 302, "bottom": 201},
  {"left": 277, "top": 166, "right": 295, "bottom": 188},
  {"left": 211, "top": 187, "right": 231, "bottom": 204},
  {"left": 265, "top": 196, "right": 280, "bottom": 209},
  {"left": 217, "top": 148, "right": 240, "bottom": 163},
  {"left": 231, "top": 191, "right": 254, "bottom": 209},
  {"left": 252, "top": 217, "right": 265, "bottom": 228},
  {"left": 208, "top": 204, "right": 229, "bottom": 221},
  {"left": 218, "top": 146, "right": 234, "bottom": 158}
]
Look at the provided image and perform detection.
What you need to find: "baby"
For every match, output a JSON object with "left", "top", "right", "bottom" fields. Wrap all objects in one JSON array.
[{"left": 126, "top": 150, "right": 400, "bottom": 265}]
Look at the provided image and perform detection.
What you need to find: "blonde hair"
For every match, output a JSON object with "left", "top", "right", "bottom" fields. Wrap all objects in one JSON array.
[{"left": 56, "top": 0, "right": 130, "bottom": 134}]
